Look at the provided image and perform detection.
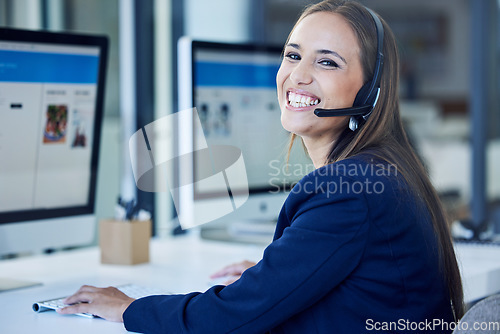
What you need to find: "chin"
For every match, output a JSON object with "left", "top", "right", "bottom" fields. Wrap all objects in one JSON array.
[{"left": 281, "top": 121, "right": 309, "bottom": 138}]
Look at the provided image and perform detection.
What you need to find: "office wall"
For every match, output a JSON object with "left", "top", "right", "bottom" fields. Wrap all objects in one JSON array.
[
  {"left": 184, "top": 0, "right": 251, "bottom": 42},
  {"left": 371, "top": 0, "right": 470, "bottom": 99},
  {"left": 0, "top": 0, "right": 42, "bottom": 29},
  {"left": 95, "top": 118, "right": 121, "bottom": 227},
  {"left": 153, "top": 0, "right": 174, "bottom": 235}
]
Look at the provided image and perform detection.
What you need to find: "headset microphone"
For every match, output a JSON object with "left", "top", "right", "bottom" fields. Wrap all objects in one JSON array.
[{"left": 314, "top": 7, "right": 384, "bottom": 131}]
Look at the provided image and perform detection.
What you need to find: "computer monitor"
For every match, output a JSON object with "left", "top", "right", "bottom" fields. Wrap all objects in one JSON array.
[
  {"left": 177, "top": 38, "right": 312, "bottom": 242},
  {"left": 0, "top": 28, "right": 108, "bottom": 256}
]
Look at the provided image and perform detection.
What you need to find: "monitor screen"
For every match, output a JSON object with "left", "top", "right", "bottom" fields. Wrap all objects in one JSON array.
[
  {"left": 190, "top": 40, "right": 311, "bottom": 200},
  {"left": 177, "top": 38, "right": 312, "bottom": 233},
  {"left": 0, "top": 28, "right": 107, "bottom": 255}
]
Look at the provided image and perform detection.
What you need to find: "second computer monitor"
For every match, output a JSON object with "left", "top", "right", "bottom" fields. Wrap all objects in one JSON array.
[{"left": 177, "top": 38, "right": 312, "bottom": 233}]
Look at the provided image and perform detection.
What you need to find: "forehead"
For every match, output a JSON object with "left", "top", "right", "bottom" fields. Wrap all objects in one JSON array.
[{"left": 289, "top": 11, "right": 360, "bottom": 58}]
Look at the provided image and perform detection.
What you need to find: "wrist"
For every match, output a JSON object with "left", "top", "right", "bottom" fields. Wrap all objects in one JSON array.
[{"left": 120, "top": 298, "right": 136, "bottom": 323}]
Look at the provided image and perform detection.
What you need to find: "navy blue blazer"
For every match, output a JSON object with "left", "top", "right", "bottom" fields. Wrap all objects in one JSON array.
[{"left": 123, "top": 156, "right": 454, "bottom": 333}]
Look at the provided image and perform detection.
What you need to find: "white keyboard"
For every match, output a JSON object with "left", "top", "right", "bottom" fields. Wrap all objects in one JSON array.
[{"left": 32, "top": 284, "right": 167, "bottom": 318}]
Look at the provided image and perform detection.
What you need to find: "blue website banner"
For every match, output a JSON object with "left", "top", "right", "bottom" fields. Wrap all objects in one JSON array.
[
  {"left": 196, "top": 62, "right": 279, "bottom": 88},
  {"left": 0, "top": 50, "right": 100, "bottom": 84}
]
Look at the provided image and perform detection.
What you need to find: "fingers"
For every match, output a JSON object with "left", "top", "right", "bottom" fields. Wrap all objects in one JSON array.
[
  {"left": 210, "top": 265, "right": 236, "bottom": 279},
  {"left": 63, "top": 285, "right": 98, "bottom": 305},
  {"left": 56, "top": 285, "right": 135, "bottom": 322},
  {"left": 223, "top": 276, "right": 241, "bottom": 285},
  {"left": 57, "top": 302, "right": 92, "bottom": 316},
  {"left": 210, "top": 260, "right": 257, "bottom": 278}
]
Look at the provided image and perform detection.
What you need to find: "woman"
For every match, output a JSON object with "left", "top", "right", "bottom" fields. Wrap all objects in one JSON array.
[{"left": 59, "top": 1, "right": 464, "bottom": 332}]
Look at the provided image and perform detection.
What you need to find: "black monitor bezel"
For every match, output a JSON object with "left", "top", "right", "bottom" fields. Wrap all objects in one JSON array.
[{"left": 0, "top": 27, "right": 108, "bottom": 224}]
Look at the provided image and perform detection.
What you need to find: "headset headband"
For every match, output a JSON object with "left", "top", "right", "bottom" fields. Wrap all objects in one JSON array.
[{"left": 362, "top": 7, "right": 384, "bottom": 110}]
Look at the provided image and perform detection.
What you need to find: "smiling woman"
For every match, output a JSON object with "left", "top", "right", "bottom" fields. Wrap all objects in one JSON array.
[
  {"left": 59, "top": 1, "right": 464, "bottom": 333},
  {"left": 277, "top": 10, "right": 364, "bottom": 166}
]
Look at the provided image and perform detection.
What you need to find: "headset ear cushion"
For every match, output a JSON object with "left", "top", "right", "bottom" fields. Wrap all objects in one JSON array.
[{"left": 353, "top": 81, "right": 372, "bottom": 107}]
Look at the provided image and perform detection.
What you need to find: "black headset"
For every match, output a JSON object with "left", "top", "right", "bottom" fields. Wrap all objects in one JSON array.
[{"left": 314, "top": 7, "right": 384, "bottom": 131}]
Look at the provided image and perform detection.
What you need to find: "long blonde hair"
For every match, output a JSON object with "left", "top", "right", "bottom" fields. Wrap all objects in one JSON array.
[{"left": 286, "top": 0, "right": 464, "bottom": 318}]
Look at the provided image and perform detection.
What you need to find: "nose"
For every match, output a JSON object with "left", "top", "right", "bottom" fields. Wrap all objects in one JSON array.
[{"left": 289, "top": 61, "right": 313, "bottom": 85}]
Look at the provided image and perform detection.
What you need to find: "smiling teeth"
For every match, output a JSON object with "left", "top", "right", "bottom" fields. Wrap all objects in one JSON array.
[{"left": 288, "top": 92, "right": 319, "bottom": 108}]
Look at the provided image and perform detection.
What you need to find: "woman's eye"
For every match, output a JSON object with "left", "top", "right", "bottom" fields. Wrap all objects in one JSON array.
[
  {"left": 285, "top": 53, "right": 300, "bottom": 61},
  {"left": 319, "top": 59, "right": 339, "bottom": 68}
]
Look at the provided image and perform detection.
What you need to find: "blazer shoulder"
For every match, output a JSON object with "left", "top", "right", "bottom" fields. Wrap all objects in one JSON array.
[{"left": 287, "top": 155, "right": 401, "bottom": 207}]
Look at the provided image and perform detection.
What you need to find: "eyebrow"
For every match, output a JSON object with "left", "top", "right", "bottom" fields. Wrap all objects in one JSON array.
[{"left": 286, "top": 43, "right": 347, "bottom": 65}]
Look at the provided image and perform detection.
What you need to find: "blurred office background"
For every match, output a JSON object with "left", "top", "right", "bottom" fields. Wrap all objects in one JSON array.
[{"left": 0, "top": 0, "right": 499, "bottom": 239}]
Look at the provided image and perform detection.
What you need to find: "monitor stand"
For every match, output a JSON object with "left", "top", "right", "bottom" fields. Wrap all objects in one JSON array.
[
  {"left": 200, "top": 218, "right": 276, "bottom": 245},
  {"left": 0, "top": 277, "right": 41, "bottom": 292}
]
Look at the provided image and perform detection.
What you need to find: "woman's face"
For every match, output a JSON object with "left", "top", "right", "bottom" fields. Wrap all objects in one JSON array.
[{"left": 277, "top": 12, "right": 364, "bottom": 141}]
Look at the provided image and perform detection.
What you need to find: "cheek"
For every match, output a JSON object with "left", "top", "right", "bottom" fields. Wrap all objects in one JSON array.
[
  {"left": 276, "top": 68, "right": 287, "bottom": 109},
  {"left": 280, "top": 112, "right": 295, "bottom": 135},
  {"left": 329, "top": 116, "right": 350, "bottom": 131},
  {"left": 342, "top": 74, "right": 365, "bottom": 105},
  {"left": 322, "top": 74, "right": 363, "bottom": 107},
  {"left": 276, "top": 63, "right": 290, "bottom": 92}
]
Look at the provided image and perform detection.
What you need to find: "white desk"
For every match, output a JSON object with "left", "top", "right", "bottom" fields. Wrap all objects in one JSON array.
[
  {"left": 454, "top": 242, "right": 500, "bottom": 303},
  {"left": 0, "top": 233, "right": 265, "bottom": 334},
  {"left": 0, "top": 233, "right": 499, "bottom": 334}
]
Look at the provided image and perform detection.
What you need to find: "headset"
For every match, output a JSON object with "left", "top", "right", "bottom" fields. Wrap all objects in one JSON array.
[{"left": 314, "top": 7, "right": 384, "bottom": 131}]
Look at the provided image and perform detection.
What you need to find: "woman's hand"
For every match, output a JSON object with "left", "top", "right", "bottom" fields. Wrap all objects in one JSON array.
[
  {"left": 56, "top": 285, "right": 135, "bottom": 322},
  {"left": 210, "top": 260, "right": 256, "bottom": 285}
]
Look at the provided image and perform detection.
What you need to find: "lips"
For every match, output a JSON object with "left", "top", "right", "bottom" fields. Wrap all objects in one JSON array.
[{"left": 287, "top": 90, "right": 320, "bottom": 108}]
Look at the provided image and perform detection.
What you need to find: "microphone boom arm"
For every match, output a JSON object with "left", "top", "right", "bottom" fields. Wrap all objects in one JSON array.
[{"left": 314, "top": 104, "right": 372, "bottom": 117}]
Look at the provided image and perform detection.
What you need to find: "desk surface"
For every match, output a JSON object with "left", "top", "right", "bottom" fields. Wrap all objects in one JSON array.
[{"left": 0, "top": 233, "right": 499, "bottom": 334}]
